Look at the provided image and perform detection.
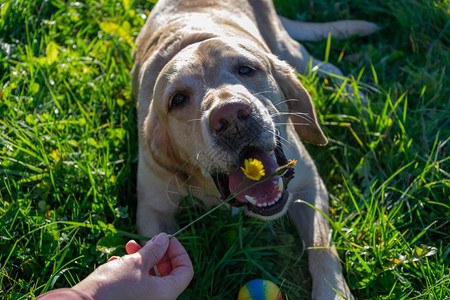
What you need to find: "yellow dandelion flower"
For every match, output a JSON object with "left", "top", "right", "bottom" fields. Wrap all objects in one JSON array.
[{"left": 241, "top": 158, "right": 265, "bottom": 181}]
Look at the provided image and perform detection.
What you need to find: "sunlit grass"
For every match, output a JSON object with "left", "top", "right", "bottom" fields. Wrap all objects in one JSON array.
[{"left": 1, "top": 0, "right": 448, "bottom": 299}]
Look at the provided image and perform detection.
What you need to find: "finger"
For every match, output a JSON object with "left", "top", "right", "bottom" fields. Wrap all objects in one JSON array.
[
  {"left": 163, "top": 237, "right": 194, "bottom": 287},
  {"left": 149, "top": 253, "right": 172, "bottom": 276},
  {"left": 138, "top": 233, "right": 170, "bottom": 269},
  {"left": 125, "top": 240, "right": 142, "bottom": 254},
  {"left": 107, "top": 256, "right": 120, "bottom": 262},
  {"left": 149, "top": 256, "right": 193, "bottom": 297},
  {"left": 167, "top": 237, "right": 193, "bottom": 272},
  {"left": 155, "top": 260, "right": 193, "bottom": 296}
]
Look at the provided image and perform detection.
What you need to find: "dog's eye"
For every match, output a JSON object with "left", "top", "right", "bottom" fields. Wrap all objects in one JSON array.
[
  {"left": 238, "top": 65, "right": 256, "bottom": 76},
  {"left": 170, "top": 93, "right": 188, "bottom": 109}
]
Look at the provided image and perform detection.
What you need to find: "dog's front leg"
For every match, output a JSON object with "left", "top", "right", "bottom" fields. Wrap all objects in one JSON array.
[
  {"left": 136, "top": 201, "right": 177, "bottom": 240},
  {"left": 136, "top": 160, "right": 178, "bottom": 240},
  {"left": 289, "top": 169, "right": 353, "bottom": 299}
]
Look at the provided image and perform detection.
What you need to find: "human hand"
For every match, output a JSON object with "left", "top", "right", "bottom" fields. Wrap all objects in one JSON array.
[
  {"left": 109, "top": 238, "right": 175, "bottom": 277},
  {"left": 72, "top": 233, "right": 193, "bottom": 300}
]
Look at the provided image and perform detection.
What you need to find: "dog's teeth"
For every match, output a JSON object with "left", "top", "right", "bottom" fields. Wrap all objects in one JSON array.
[
  {"left": 263, "top": 202, "right": 267, "bottom": 207},
  {"left": 274, "top": 192, "right": 282, "bottom": 202},
  {"left": 257, "top": 203, "right": 263, "bottom": 208},
  {"left": 276, "top": 178, "right": 284, "bottom": 191},
  {"left": 245, "top": 195, "right": 257, "bottom": 205},
  {"left": 269, "top": 201, "right": 275, "bottom": 206}
]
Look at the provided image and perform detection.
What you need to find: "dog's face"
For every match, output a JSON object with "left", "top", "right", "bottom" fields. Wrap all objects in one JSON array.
[{"left": 143, "top": 37, "right": 326, "bottom": 220}]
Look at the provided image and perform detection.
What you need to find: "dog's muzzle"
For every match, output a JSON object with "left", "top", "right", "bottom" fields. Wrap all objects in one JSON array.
[{"left": 212, "top": 132, "right": 295, "bottom": 217}]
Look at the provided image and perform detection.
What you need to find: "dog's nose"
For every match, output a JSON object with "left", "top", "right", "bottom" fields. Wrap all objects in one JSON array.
[{"left": 210, "top": 101, "right": 252, "bottom": 134}]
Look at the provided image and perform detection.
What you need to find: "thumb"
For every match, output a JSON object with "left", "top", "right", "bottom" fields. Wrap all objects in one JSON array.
[{"left": 138, "top": 233, "right": 169, "bottom": 269}]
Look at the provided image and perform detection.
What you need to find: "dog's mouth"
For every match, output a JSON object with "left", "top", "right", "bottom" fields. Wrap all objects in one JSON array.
[{"left": 212, "top": 135, "right": 295, "bottom": 217}]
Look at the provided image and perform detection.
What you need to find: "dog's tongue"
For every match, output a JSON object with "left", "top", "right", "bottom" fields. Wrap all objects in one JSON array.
[{"left": 228, "top": 150, "right": 282, "bottom": 206}]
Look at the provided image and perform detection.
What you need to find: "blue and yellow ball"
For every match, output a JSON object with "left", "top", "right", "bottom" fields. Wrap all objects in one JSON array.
[{"left": 237, "top": 279, "right": 283, "bottom": 300}]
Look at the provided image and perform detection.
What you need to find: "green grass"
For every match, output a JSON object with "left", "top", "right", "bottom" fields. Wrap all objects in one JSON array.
[{"left": 0, "top": 0, "right": 448, "bottom": 299}]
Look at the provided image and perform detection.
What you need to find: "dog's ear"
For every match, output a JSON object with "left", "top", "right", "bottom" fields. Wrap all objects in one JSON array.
[
  {"left": 144, "top": 106, "right": 184, "bottom": 174},
  {"left": 269, "top": 55, "right": 328, "bottom": 146}
]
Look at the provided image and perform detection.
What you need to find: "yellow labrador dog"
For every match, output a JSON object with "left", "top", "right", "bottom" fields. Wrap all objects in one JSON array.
[{"left": 132, "top": 0, "right": 377, "bottom": 298}]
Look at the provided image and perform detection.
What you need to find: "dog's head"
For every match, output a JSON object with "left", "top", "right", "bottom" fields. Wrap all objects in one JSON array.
[{"left": 140, "top": 37, "right": 327, "bottom": 220}]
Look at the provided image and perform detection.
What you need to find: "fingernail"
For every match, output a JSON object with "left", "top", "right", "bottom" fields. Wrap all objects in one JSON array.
[{"left": 153, "top": 233, "right": 168, "bottom": 246}]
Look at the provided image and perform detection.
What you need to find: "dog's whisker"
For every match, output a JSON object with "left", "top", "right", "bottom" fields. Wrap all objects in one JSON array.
[
  {"left": 273, "top": 111, "right": 319, "bottom": 129},
  {"left": 269, "top": 108, "right": 320, "bottom": 132},
  {"left": 270, "top": 111, "right": 310, "bottom": 117},
  {"left": 251, "top": 90, "right": 272, "bottom": 96},
  {"left": 186, "top": 118, "right": 203, "bottom": 123},
  {"left": 273, "top": 98, "right": 302, "bottom": 107},
  {"left": 173, "top": 145, "right": 210, "bottom": 177},
  {"left": 267, "top": 129, "right": 295, "bottom": 148},
  {"left": 275, "top": 122, "right": 313, "bottom": 126}
]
